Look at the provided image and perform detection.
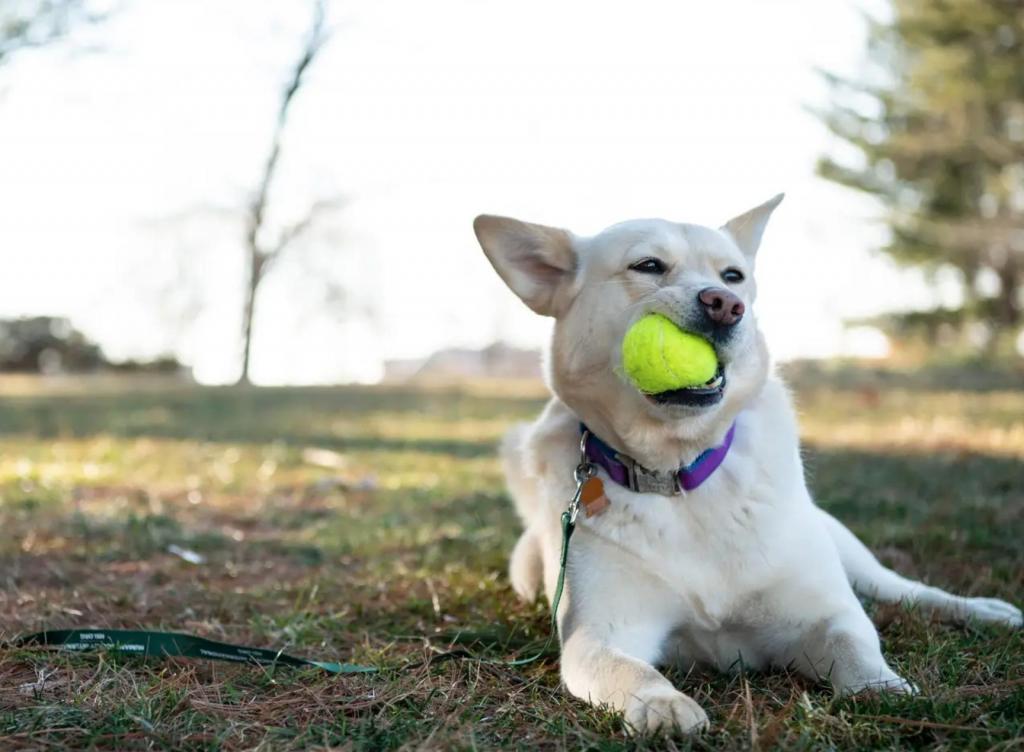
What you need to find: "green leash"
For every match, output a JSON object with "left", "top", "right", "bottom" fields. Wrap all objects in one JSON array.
[
  {"left": 11, "top": 515, "right": 574, "bottom": 675},
  {"left": 502, "top": 505, "right": 577, "bottom": 667},
  {"left": 12, "top": 515, "right": 572, "bottom": 674},
  {"left": 12, "top": 447, "right": 594, "bottom": 675},
  {"left": 507, "top": 435, "right": 594, "bottom": 665},
  {"left": 13, "top": 629, "right": 376, "bottom": 674},
  {"left": 550, "top": 507, "right": 576, "bottom": 633}
]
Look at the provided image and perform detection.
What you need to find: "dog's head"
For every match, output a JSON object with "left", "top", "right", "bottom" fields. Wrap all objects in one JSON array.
[{"left": 473, "top": 196, "right": 783, "bottom": 466}]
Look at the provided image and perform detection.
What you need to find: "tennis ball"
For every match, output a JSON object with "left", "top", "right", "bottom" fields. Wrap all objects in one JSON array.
[{"left": 622, "top": 314, "right": 718, "bottom": 394}]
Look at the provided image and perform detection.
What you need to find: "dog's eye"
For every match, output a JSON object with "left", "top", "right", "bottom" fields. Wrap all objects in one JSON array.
[
  {"left": 629, "top": 258, "right": 667, "bottom": 275},
  {"left": 721, "top": 267, "right": 745, "bottom": 284}
]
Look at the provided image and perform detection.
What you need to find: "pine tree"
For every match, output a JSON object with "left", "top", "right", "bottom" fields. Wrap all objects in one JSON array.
[{"left": 818, "top": 0, "right": 1024, "bottom": 353}]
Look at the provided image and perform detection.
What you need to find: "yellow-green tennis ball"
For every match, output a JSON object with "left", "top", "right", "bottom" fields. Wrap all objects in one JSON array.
[{"left": 622, "top": 314, "right": 718, "bottom": 393}]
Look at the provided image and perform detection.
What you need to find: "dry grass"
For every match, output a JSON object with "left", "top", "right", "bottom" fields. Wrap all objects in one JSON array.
[{"left": 1, "top": 371, "right": 1022, "bottom": 750}]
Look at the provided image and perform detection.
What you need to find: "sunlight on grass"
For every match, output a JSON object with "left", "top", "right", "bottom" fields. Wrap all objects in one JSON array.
[
  {"left": 798, "top": 389, "right": 1024, "bottom": 458},
  {"left": 1, "top": 374, "right": 1021, "bottom": 750}
]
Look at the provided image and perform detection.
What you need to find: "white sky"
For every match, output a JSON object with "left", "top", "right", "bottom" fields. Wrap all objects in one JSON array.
[{"left": 0, "top": 0, "right": 948, "bottom": 384}]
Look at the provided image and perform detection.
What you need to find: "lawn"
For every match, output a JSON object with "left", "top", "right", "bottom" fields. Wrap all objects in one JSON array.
[{"left": 1, "top": 370, "right": 1022, "bottom": 750}]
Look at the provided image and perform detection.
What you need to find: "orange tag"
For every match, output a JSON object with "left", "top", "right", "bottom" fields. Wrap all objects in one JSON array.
[{"left": 580, "top": 477, "right": 609, "bottom": 518}]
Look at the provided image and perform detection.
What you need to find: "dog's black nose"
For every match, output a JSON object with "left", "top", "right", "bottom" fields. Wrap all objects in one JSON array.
[{"left": 698, "top": 287, "right": 745, "bottom": 327}]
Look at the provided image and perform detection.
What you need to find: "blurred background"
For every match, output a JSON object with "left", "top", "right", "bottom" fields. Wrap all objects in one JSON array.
[{"left": 3, "top": 0, "right": 1022, "bottom": 386}]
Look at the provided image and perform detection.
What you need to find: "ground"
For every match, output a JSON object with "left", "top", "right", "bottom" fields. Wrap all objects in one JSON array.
[{"left": 0, "top": 368, "right": 1022, "bottom": 751}]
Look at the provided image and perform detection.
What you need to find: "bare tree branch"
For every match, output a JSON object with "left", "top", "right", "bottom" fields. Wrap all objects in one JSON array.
[
  {"left": 238, "top": 0, "right": 332, "bottom": 385},
  {"left": 269, "top": 196, "right": 345, "bottom": 256},
  {"left": 244, "top": 0, "right": 327, "bottom": 267}
]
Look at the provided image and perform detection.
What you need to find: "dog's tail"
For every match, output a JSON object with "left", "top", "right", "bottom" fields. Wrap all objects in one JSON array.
[
  {"left": 818, "top": 507, "right": 1017, "bottom": 624},
  {"left": 500, "top": 422, "right": 541, "bottom": 524}
]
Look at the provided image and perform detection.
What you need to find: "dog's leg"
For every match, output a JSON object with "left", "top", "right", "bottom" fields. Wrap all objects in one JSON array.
[
  {"left": 502, "top": 423, "right": 547, "bottom": 602},
  {"left": 561, "top": 625, "right": 708, "bottom": 736},
  {"left": 557, "top": 553, "right": 708, "bottom": 736},
  {"left": 785, "top": 603, "right": 916, "bottom": 695},
  {"left": 501, "top": 423, "right": 541, "bottom": 522},
  {"left": 508, "top": 528, "right": 543, "bottom": 602},
  {"left": 820, "top": 509, "right": 1022, "bottom": 627}
]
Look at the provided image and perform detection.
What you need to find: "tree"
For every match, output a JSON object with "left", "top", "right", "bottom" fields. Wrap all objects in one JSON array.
[
  {"left": 238, "top": 0, "right": 335, "bottom": 385},
  {"left": 0, "top": 316, "right": 104, "bottom": 373},
  {"left": 817, "top": 0, "right": 1024, "bottom": 353}
]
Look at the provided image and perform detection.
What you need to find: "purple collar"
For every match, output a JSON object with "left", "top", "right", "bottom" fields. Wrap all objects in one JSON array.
[{"left": 581, "top": 422, "right": 736, "bottom": 495}]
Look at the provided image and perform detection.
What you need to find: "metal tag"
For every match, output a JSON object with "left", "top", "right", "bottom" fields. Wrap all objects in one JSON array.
[{"left": 580, "top": 476, "right": 609, "bottom": 517}]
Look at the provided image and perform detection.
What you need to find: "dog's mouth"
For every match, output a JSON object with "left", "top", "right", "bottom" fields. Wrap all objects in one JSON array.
[{"left": 646, "top": 364, "right": 726, "bottom": 407}]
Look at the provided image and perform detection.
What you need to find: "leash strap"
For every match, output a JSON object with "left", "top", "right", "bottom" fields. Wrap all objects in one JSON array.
[
  {"left": 12, "top": 447, "right": 590, "bottom": 674},
  {"left": 13, "top": 556, "right": 574, "bottom": 673},
  {"left": 550, "top": 509, "right": 575, "bottom": 633},
  {"left": 542, "top": 432, "right": 592, "bottom": 635},
  {"left": 496, "top": 508, "right": 574, "bottom": 667},
  {"left": 13, "top": 629, "right": 377, "bottom": 675}
]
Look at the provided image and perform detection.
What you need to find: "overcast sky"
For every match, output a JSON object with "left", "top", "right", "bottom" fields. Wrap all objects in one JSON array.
[{"left": 0, "top": 0, "right": 950, "bottom": 384}]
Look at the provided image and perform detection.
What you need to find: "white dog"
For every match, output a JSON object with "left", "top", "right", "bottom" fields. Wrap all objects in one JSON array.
[{"left": 472, "top": 196, "right": 1023, "bottom": 736}]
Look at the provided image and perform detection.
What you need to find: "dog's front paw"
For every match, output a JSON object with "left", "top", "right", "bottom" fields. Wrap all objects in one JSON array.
[
  {"left": 844, "top": 674, "right": 918, "bottom": 696},
  {"left": 623, "top": 685, "right": 708, "bottom": 736},
  {"left": 957, "top": 597, "right": 1022, "bottom": 628}
]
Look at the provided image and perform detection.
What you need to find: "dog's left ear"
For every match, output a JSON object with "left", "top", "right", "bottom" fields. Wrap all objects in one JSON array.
[
  {"left": 473, "top": 215, "right": 577, "bottom": 317},
  {"left": 721, "top": 193, "right": 784, "bottom": 259}
]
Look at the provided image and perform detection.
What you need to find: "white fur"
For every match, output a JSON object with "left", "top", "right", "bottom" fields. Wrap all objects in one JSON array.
[{"left": 473, "top": 199, "right": 1022, "bottom": 736}]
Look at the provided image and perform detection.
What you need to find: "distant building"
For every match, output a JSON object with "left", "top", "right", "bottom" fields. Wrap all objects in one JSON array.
[{"left": 382, "top": 342, "right": 542, "bottom": 383}]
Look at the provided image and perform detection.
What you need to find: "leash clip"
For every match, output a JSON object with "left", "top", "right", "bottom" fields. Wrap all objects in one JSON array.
[{"left": 567, "top": 430, "right": 596, "bottom": 524}]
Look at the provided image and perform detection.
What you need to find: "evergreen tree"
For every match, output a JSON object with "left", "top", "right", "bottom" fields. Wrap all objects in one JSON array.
[{"left": 818, "top": 0, "right": 1024, "bottom": 352}]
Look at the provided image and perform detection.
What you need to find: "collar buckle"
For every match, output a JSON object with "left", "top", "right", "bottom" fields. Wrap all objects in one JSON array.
[{"left": 615, "top": 453, "right": 680, "bottom": 495}]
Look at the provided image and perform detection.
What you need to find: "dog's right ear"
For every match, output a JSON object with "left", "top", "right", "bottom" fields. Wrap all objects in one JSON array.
[
  {"left": 473, "top": 215, "right": 577, "bottom": 317},
  {"left": 721, "top": 193, "right": 784, "bottom": 261}
]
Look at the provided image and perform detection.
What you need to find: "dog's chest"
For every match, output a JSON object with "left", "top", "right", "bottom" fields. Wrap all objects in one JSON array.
[{"left": 576, "top": 458, "right": 802, "bottom": 627}]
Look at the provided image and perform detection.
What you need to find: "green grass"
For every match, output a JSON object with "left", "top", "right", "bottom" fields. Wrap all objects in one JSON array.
[{"left": 0, "top": 373, "right": 1022, "bottom": 750}]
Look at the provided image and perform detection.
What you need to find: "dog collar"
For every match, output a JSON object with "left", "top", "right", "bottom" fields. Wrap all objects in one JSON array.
[{"left": 580, "top": 422, "right": 736, "bottom": 495}]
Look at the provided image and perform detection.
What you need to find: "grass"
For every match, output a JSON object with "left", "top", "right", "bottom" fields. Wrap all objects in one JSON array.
[{"left": 0, "top": 370, "right": 1022, "bottom": 750}]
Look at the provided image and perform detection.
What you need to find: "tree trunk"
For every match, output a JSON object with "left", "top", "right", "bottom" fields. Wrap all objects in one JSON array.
[
  {"left": 238, "top": 253, "right": 263, "bottom": 386},
  {"left": 235, "top": 1, "right": 325, "bottom": 385},
  {"left": 996, "top": 261, "right": 1020, "bottom": 328}
]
